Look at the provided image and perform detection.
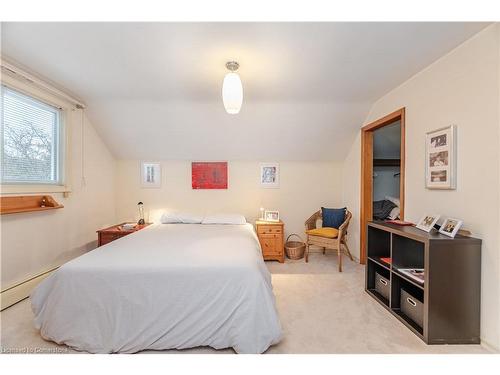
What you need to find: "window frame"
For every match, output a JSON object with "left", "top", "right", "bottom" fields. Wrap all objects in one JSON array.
[{"left": 1, "top": 74, "right": 72, "bottom": 194}]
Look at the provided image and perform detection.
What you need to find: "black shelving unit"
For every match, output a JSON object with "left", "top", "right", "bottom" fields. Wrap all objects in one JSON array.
[{"left": 365, "top": 221, "right": 482, "bottom": 344}]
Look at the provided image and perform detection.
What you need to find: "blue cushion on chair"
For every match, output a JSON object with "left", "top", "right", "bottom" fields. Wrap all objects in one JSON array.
[{"left": 321, "top": 207, "right": 346, "bottom": 229}]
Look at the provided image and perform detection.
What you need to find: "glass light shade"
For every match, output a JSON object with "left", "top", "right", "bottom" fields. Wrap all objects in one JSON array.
[{"left": 222, "top": 72, "right": 243, "bottom": 114}]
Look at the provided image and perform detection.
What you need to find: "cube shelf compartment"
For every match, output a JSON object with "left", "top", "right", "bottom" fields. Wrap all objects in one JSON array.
[{"left": 365, "top": 221, "right": 482, "bottom": 344}]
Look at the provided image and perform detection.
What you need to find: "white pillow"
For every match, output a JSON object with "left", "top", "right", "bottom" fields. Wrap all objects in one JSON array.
[
  {"left": 160, "top": 211, "right": 203, "bottom": 224},
  {"left": 160, "top": 211, "right": 181, "bottom": 224},
  {"left": 201, "top": 213, "right": 246, "bottom": 225},
  {"left": 179, "top": 212, "right": 204, "bottom": 224},
  {"left": 385, "top": 195, "right": 400, "bottom": 207}
]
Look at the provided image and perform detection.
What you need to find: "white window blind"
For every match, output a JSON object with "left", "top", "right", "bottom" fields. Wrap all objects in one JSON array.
[{"left": 1, "top": 86, "right": 63, "bottom": 185}]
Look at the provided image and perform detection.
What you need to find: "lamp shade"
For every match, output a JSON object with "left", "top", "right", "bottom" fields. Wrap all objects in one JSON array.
[{"left": 222, "top": 72, "right": 243, "bottom": 114}]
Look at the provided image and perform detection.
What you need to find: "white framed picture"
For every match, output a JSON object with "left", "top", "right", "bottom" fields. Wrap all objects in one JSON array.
[
  {"left": 416, "top": 214, "right": 440, "bottom": 233},
  {"left": 141, "top": 162, "right": 161, "bottom": 188},
  {"left": 425, "top": 125, "right": 457, "bottom": 189},
  {"left": 264, "top": 210, "right": 280, "bottom": 222},
  {"left": 439, "top": 218, "right": 463, "bottom": 238},
  {"left": 260, "top": 163, "right": 279, "bottom": 188}
]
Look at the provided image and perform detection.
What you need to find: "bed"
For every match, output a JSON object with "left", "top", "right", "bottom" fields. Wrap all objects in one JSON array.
[{"left": 30, "top": 223, "right": 282, "bottom": 353}]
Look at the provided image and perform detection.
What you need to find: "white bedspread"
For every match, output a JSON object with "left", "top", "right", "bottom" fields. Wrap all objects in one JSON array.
[{"left": 31, "top": 224, "right": 282, "bottom": 353}]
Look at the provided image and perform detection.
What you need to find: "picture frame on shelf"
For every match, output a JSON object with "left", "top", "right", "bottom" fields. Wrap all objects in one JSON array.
[
  {"left": 439, "top": 217, "right": 463, "bottom": 238},
  {"left": 140, "top": 162, "right": 161, "bottom": 188},
  {"left": 415, "top": 214, "right": 440, "bottom": 233},
  {"left": 264, "top": 210, "right": 280, "bottom": 222},
  {"left": 425, "top": 125, "right": 457, "bottom": 189},
  {"left": 260, "top": 163, "right": 279, "bottom": 188}
]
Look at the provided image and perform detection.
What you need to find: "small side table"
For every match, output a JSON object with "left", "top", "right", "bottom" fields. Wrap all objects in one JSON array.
[
  {"left": 255, "top": 220, "right": 285, "bottom": 263},
  {"left": 97, "top": 222, "right": 151, "bottom": 247}
]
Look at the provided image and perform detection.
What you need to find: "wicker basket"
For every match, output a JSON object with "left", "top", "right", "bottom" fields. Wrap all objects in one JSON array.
[{"left": 285, "top": 234, "right": 306, "bottom": 260}]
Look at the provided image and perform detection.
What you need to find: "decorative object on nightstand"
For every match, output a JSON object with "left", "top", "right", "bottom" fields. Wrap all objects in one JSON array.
[
  {"left": 255, "top": 220, "right": 284, "bottom": 263},
  {"left": 264, "top": 210, "right": 279, "bottom": 222},
  {"left": 304, "top": 208, "right": 353, "bottom": 271},
  {"left": 137, "top": 201, "right": 145, "bottom": 225},
  {"left": 97, "top": 222, "right": 151, "bottom": 247},
  {"left": 259, "top": 207, "right": 265, "bottom": 220}
]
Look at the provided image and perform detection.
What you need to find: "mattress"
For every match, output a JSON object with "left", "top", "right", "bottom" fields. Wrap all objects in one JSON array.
[{"left": 30, "top": 223, "right": 282, "bottom": 353}]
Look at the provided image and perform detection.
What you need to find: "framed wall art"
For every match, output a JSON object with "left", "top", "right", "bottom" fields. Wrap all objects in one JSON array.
[
  {"left": 425, "top": 125, "right": 457, "bottom": 189},
  {"left": 192, "top": 162, "right": 228, "bottom": 189},
  {"left": 140, "top": 162, "right": 161, "bottom": 188},
  {"left": 260, "top": 163, "right": 279, "bottom": 188}
]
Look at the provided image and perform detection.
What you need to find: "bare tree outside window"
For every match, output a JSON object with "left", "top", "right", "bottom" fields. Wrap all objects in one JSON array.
[{"left": 1, "top": 87, "right": 60, "bottom": 184}]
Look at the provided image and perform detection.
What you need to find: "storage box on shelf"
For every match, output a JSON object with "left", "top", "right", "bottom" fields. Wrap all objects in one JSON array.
[{"left": 365, "top": 221, "right": 481, "bottom": 344}]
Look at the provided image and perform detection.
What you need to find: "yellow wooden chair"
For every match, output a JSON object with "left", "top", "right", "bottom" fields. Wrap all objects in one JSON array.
[{"left": 304, "top": 209, "right": 353, "bottom": 272}]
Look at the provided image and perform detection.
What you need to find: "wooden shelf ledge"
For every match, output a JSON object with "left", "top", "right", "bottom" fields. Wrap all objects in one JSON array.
[{"left": 1, "top": 195, "right": 64, "bottom": 215}]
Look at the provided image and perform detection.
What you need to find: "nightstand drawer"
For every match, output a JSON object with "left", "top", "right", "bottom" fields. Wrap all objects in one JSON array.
[
  {"left": 257, "top": 226, "right": 282, "bottom": 235},
  {"left": 99, "top": 232, "right": 126, "bottom": 246}
]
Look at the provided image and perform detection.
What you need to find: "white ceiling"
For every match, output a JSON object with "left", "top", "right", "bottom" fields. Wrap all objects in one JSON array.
[{"left": 0, "top": 22, "right": 488, "bottom": 160}]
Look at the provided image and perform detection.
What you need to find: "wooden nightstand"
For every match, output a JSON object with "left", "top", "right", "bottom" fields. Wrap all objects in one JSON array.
[
  {"left": 255, "top": 220, "right": 284, "bottom": 263},
  {"left": 97, "top": 222, "right": 151, "bottom": 247}
]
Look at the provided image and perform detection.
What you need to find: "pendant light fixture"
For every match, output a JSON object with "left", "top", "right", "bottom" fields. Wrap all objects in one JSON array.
[{"left": 222, "top": 61, "right": 243, "bottom": 114}]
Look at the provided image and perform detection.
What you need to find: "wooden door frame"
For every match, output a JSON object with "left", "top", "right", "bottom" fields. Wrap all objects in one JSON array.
[{"left": 360, "top": 108, "right": 405, "bottom": 264}]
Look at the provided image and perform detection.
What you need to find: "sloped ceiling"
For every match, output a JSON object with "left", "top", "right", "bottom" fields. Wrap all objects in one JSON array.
[{"left": 0, "top": 22, "right": 488, "bottom": 160}]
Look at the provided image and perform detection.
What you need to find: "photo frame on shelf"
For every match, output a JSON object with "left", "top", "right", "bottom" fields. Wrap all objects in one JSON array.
[
  {"left": 264, "top": 210, "right": 280, "bottom": 222},
  {"left": 425, "top": 125, "right": 457, "bottom": 189},
  {"left": 260, "top": 163, "right": 279, "bottom": 188},
  {"left": 415, "top": 214, "right": 440, "bottom": 233},
  {"left": 140, "top": 162, "right": 161, "bottom": 188},
  {"left": 439, "top": 217, "right": 463, "bottom": 238}
]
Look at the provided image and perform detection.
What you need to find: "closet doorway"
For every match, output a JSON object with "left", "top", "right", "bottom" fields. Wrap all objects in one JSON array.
[{"left": 360, "top": 108, "right": 405, "bottom": 264}]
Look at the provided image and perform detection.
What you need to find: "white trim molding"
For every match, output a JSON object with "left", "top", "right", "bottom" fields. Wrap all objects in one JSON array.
[
  {"left": 1, "top": 266, "right": 59, "bottom": 310},
  {"left": 0, "top": 57, "right": 86, "bottom": 109}
]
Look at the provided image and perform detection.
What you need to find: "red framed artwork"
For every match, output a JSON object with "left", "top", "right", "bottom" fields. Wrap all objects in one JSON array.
[{"left": 191, "top": 162, "right": 228, "bottom": 189}]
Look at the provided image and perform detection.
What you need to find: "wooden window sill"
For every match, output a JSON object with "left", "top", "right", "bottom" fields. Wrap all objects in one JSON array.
[{"left": 0, "top": 195, "right": 64, "bottom": 215}]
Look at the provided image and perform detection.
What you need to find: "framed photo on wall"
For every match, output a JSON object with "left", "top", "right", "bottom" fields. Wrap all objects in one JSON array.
[
  {"left": 260, "top": 163, "right": 279, "bottom": 188},
  {"left": 425, "top": 125, "right": 457, "bottom": 189},
  {"left": 141, "top": 162, "right": 161, "bottom": 188}
]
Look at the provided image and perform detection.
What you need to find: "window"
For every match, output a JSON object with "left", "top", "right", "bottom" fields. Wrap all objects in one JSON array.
[{"left": 1, "top": 86, "right": 63, "bottom": 185}]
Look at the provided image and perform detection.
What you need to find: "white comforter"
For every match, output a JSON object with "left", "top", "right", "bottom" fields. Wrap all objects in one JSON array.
[{"left": 31, "top": 224, "right": 282, "bottom": 353}]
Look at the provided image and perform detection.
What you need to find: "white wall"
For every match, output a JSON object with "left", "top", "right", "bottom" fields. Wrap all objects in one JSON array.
[
  {"left": 115, "top": 160, "right": 343, "bottom": 240},
  {"left": 1, "top": 111, "right": 116, "bottom": 289},
  {"left": 342, "top": 25, "right": 500, "bottom": 349}
]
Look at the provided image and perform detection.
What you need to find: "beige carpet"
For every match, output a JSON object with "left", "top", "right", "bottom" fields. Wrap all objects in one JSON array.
[{"left": 0, "top": 252, "right": 492, "bottom": 354}]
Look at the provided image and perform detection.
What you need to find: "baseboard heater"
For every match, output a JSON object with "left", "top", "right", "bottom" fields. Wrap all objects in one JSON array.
[{"left": 1, "top": 266, "right": 58, "bottom": 310}]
